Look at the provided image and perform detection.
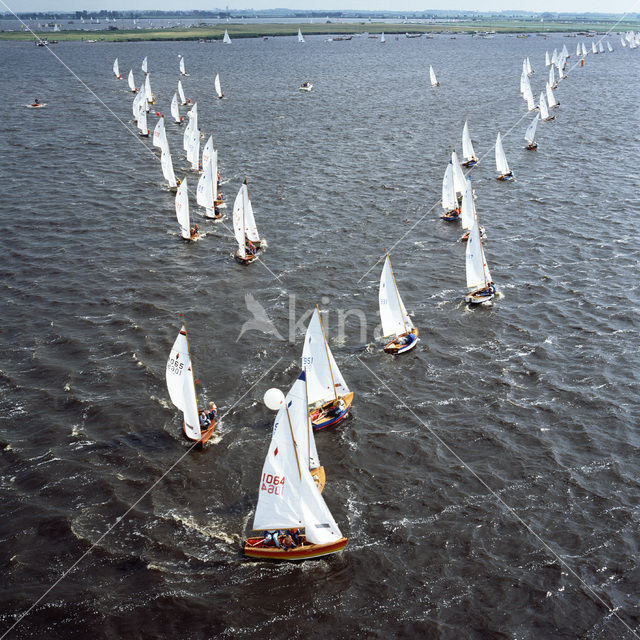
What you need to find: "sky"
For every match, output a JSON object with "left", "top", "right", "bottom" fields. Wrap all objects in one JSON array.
[{"left": 4, "top": 0, "right": 640, "bottom": 15}]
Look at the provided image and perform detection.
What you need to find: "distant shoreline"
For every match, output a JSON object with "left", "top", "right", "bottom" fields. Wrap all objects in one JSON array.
[{"left": 1, "top": 21, "right": 638, "bottom": 42}]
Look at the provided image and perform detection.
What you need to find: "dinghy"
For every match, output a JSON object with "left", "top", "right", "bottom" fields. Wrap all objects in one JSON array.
[
  {"left": 113, "top": 58, "right": 122, "bottom": 79},
  {"left": 524, "top": 113, "right": 539, "bottom": 150},
  {"left": 233, "top": 181, "right": 262, "bottom": 264},
  {"left": 127, "top": 69, "right": 137, "bottom": 92},
  {"left": 582, "top": 43, "right": 588, "bottom": 57},
  {"left": 495, "top": 132, "right": 513, "bottom": 181},
  {"left": 451, "top": 150, "right": 466, "bottom": 199},
  {"left": 465, "top": 213, "right": 496, "bottom": 304},
  {"left": 166, "top": 324, "right": 214, "bottom": 445},
  {"left": 183, "top": 103, "right": 197, "bottom": 152},
  {"left": 223, "top": 29, "right": 231, "bottom": 44},
  {"left": 136, "top": 99, "right": 150, "bottom": 136},
  {"left": 522, "top": 74, "right": 536, "bottom": 111},
  {"left": 171, "top": 93, "right": 183, "bottom": 124},
  {"left": 546, "top": 83, "right": 559, "bottom": 108},
  {"left": 26, "top": 102, "right": 47, "bottom": 108},
  {"left": 592, "top": 42, "right": 598, "bottom": 54},
  {"left": 214, "top": 73, "right": 224, "bottom": 99},
  {"left": 298, "top": 28, "right": 305, "bottom": 43},
  {"left": 178, "top": 80, "right": 190, "bottom": 106},
  {"left": 179, "top": 55, "right": 189, "bottom": 76},
  {"left": 197, "top": 150, "right": 223, "bottom": 219},
  {"left": 243, "top": 371, "right": 347, "bottom": 561},
  {"left": 607, "top": 41, "right": 613, "bottom": 52},
  {"left": 380, "top": 32, "right": 385, "bottom": 43},
  {"left": 153, "top": 115, "right": 167, "bottom": 151},
  {"left": 299, "top": 81, "right": 313, "bottom": 92},
  {"left": 539, "top": 93, "right": 555, "bottom": 121},
  {"left": 187, "top": 127, "right": 201, "bottom": 172},
  {"left": 549, "top": 65, "right": 557, "bottom": 89},
  {"left": 144, "top": 73, "right": 155, "bottom": 105},
  {"left": 461, "top": 121, "right": 478, "bottom": 167},
  {"left": 621, "top": 37, "right": 627, "bottom": 48},
  {"left": 459, "top": 177, "right": 485, "bottom": 242},
  {"left": 141, "top": 56, "right": 148, "bottom": 74},
  {"left": 175, "top": 177, "right": 198, "bottom": 240},
  {"left": 576, "top": 43, "right": 581, "bottom": 58},
  {"left": 598, "top": 42, "right": 604, "bottom": 54},
  {"left": 379, "top": 255, "right": 419, "bottom": 354},
  {"left": 302, "top": 307, "right": 353, "bottom": 431},
  {"left": 545, "top": 51, "right": 551, "bottom": 66},
  {"left": 429, "top": 65, "right": 439, "bottom": 87},
  {"left": 161, "top": 145, "right": 179, "bottom": 191},
  {"left": 441, "top": 161, "right": 460, "bottom": 221}
]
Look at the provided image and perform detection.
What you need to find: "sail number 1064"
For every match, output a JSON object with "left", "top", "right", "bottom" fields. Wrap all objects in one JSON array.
[{"left": 261, "top": 473, "right": 285, "bottom": 495}]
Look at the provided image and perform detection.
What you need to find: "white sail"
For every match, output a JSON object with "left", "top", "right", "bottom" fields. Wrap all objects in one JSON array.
[
  {"left": 466, "top": 215, "right": 491, "bottom": 290},
  {"left": 171, "top": 93, "right": 181, "bottom": 123},
  {"left": 549, "top": 65, "right": 555, "bottom": 87},
  {"left": 576, "top": 43, "right": 581, "bottom": 57},
  {"left": 460, "top": 177, "right": 475, "bottom": 231},
  {"left": 241, "top": 183, "right": 260, "bottom": 242},
  {"left": 223, "top": 29, "right": 231, "bottom": 44},
  {"left": 592, "top": 42, "right": 598, "bottom": 54},
  {"left": 113, "top": 58, "right": 120, "bottom": 78},
  {"left": 451, "top": 150, "right": 466, "bottom": 195},
  {"left": 582, "top": 42, "right": 588, "bottom": 56},
  {"left": 621, "top": 37, "right": 627, "bottom": 48},
  {"left": 495, "top": 132, "right": 510, "bottom": 176},
  {"left": 546, "top": 83, "right": 558, "bottom": 108},
  {"left": 175, "top": 177, "right": 191, "bottom": 240},
  {"left": 214, "top": 73, "right": 223, "bottom": 99},
  {"left": 178, "top": 80, "right": 187, "bottom": 105},
  {"left": 545, "top": 50, "right": 551, "bottom": 66},
  {"left": 166, "top": 325, "right": 200, "bottom": 441},
  {"left": 380, "top": 32, "right": 385, "bottom": 43},
  {"left": 598, "top": 42, "right": 604, "bottom": 53},
  {"left": 526, "top": 57, "right": 533, "bottom": 75},
  {"left": 202, "top": 135, "right": 214, "bottom": 168},
  {"left": 441, "top": 162, "right": 456, "bottom": 212},
  {"left": 523, "top": 74, "right": 535, "bottom": 110},
  {"left": 161, "top": 147, "right": 178, "bottom": 188},
  {"left": 183, "top": 105, "right": 197, "bottom": 151},
  {"left": 137, "top": 101, "right": 148, "bottom": 134},
  {"left": 298, "top": 28, "right": 305, "bottom": 43},
  {"left": 524, "top": 113, "right": 539, "bottom": 144},
  {"left": 607, "top": 41, "right": 613, "bottom": 52},
  {"left": 179, "top": 56, "right": 187, "bottom": 75},
  {"left": 561, "top": 44, "right": 569, "bottom": 58},
  {"left": 233, "top": 184, "right": 248, "bottom": 259},
  {"left": 197, "top": 154, "right": 218, "bottom": 213},
  {"left": 462, "top": 121, "right": 476, "bottom": 163},
  {"left": 551, "top": 48, "right": 558, "bottom": 65},
  {"left": 141, "top": 56, "right": 148, "bottom": 74},
  {"left": 187, "top": 129, "right": 200, "bottom": 171},
  {"left": 153, "top": 116, "right": 167, "bottom": 149},
  {"left": 302, "top": 308, "right": 349, "bottom": 407},
  {"left": 429, "top": 65, "right": 438, "bottom": 86},
  {"left": 128, "top": 69, "right": 136, "bottom": 91},
  {"left": 379, "top": 255, "right": 412, "bottom": 339},
  {"left": 539, "top": 93, "right": 550, "bottom": 120},
  {"left": 132, "top": 89, "right": 144, "bottom": 119},
  {"left": 144, "top": 73, "right": 153, "bottom": 103}
]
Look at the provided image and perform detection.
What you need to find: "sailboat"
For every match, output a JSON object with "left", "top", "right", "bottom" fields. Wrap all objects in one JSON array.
[
  {"left": 175, "top": 177, "right": 198, "bottom": 240},
  {"left": 592, "top": 42, "right": 598, "bottom": 54},
  {"left": 545, "top": 51, "right": 551, "bottom": 66},
  {"left": 546, "top": 83, "right": 559, "bottom": 108},
  {"left": 136, "top": 99, "right": 150, "bottom": 136},
  {"left": 465, "top": 212, "right": 496, "bottom": 304},
  {"left": 153, "top": 115, "right": 167, "bottom": 151},
  {"left": 495, "top": 132, "right": 513, "bottom": 181},
  {"left": 429, "top": 65, "right": 439, "bottom": 87},
  {"left": 233, "top": 181, "right": 262, "bottom": 264},
  {"left": 299, "top": 81, "right": 313, "bottom": 92},
  {"left": 549, "top": 64, "right": 557, "bottom": 89},
  {"left": 113, "top": 58, "right": 122, "bottom": 79},
  {"left": 127, "top": 69, "right": 137, "bottom": 92},
  {"left": 598, "top": 42, "right": 604, "bottom": 54},
  {"left": 171, "top": 93, "right": 183, "bottom": 124},
  {"left": 607, "top": 41, "right": 613, "bottom": 52},
  {"left": 144, "top": 73, "right": 155, "bottom": 104},
  {"left": 459, "top": 177, "right": 485, "bottom": 242},
  {"left": 451, "top": 150, "right": 466, "bottom": 199},
  {"left": 379, "top": 255, "right": 418, "bottom": 354},
  {"left": 302, "top": 307, "right": 353, "bottom": 431},
  {"left": 576, "top": 43, "right": 581, "bottom": 58},
  {"left": 166, "top": 323, "right": 214, "bottom": 445},
  {"left": 298, "top": 28, "right": 305, "bottom": 43},
  {"left": 441, "top": 161, "right": 460, "bottom": 221},
  {"left": 539, "top": 93, "right": 555, "bottom": 121},
  {"left": 187, "top": 127, "right": 201, "bottom": 172},
  {"left": 223, "top": 29, "right": 231, "bottom": 44},
  {"left": 178, "top": 80, "right": 190, "bottom": 106},
  {"left": 179, "top": 55, "right": 189, "bottom": 76},
  {"left": 621, "top": 37, "right": 627, "bottom": 48},
  {"left": 141, "top": 56, "right": 148, "bottom": 74},
  {"left": 161, "top": 145, "right": 179, "bottom": 191},
  {"left": 243, "top": 371, "right": 347, "bottom": 560},
  {"left": 380, "top": 32, "right": 385, "bottom": 43},
  {"left": 461, "top": 121, "right": 478, "bottom": 167},
  {"left": 183, "top": 103, "right": 197, "bottom": 151},
  {"left": 582, "top": 42, "right": 588, "bottom": 57},
  {"left": 524, "top": 113, "right": 539, "bottom": 150},
  {"left": 197, "top": 150, "right": 223, "bottom": 219},
  {"left": 522, "top": 74, "right": 536, "bottom": 111},
  {"left": 214, "top": 73, "right": 224, "bottom": 99}
]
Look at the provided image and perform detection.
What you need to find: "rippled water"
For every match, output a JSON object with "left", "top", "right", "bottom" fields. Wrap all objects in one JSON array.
[{"left": 0, "top": 33, "right": 639, "bottom": 639}]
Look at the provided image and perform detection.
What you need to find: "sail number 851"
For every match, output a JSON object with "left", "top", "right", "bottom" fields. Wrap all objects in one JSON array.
[{"left": 261, "top": 473, "right": 285, "bottom": 495}]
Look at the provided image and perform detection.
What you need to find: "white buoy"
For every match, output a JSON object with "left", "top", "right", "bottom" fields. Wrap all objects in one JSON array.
[{"left": 263, "top": 388, "right": 285, "bottom": 411}]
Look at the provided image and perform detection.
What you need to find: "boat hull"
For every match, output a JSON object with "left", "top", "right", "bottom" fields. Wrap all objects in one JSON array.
[
  {"left": 243, "top": 536, "right": 348, "bottom": 561},
  {"left": 235, "top": 250, "right": 259, "bottom": 265},
  {"left": 496, "top": 174, "right": 514, "bottom": 181},
  {"left": 311, "top": 392, "right": 354, "bottom": 431},
  {"left": 441, "top": 209, "right": 461, "bottom": 221},
  {"left": 462, "top": 159, "right": 477, "bottom": 167},
  {"left": 183, "top": 420, "right": 215, "bottom": 446},
  {"left": 465, "top": 289, "right": 495, "bottom": 304},
  {"left": 310, "top": 466, "right": 326, "bottom": 493},
  {"left": 384, "top": 328, "right": 419, "bottom": 354}
]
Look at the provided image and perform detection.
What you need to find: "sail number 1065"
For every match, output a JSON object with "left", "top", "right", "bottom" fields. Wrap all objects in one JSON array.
[{"left": 261, "top": 473, "right": 285, "bottom": 495}]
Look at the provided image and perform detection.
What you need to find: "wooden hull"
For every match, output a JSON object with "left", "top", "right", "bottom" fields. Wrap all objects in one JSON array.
[
  {"left": 496, "top": 173, "right": 514, "bottom": 181},
  {"left": 462, "top": 159, "right": 477, "bottom": 167},
  {"left": 525, "top": 143, "right": 538, "bottom": 151},
  {"left": 235, "top": 250, "right": 259, "bottom": 265},
  {"left": 244, "top": 535, "right": 347, "bottom": 561},
  {"left": 384, "top": 328, "right": 419, "bottom": 354},
  {"left": 310, "top": 466, "right": 326, "bottom": 493},
  {"left": 311, "top": 392, "right": 354, "bottom": 431},
  {"left": 441, "top": 209, "right": 461, "bottom": 222},
  {"left": 465, "top": 288, "right": 495, "bottom": 304},
  {"left": 183, "top": 420, "right": 215, "bottom": 447}
]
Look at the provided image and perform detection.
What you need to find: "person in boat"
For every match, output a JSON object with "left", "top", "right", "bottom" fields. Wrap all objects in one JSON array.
[
  {"left": 213, "top": 204, "right": 221, "bottom": 217},
  {"left": 217, "top": 171, "right": 222, "bottom": 188},
  {"left": 190, "top": 224, "right": 199, "bottom": 238},
  {"left": 281, "top": 533, "right": 297, "bottom": 551},
  {"left": 33, "top": 98, "right": 40, "bottom": 106},
  {"left": 246, "top": 239, "right": 257, "bottom": 255},
  {"left": 263, "top": 530, "right": 281, "bottom": 547},
  {"left": 199, "top": 410, "right": 211, "bottom": 428},
  {"left": 286, "top": 528, "right": 301, "bottom": 545},
  {"left": 207, "top": 401, "right": 217, "bottom": 422},
  {"left": 327, "top": 398, "right": 346, "bottom": 418},
  {"left": 499, "top": 171, "right": 513, "bottom": 180}
]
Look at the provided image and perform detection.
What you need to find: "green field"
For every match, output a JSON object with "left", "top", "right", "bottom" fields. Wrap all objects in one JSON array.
[{"left": 2, "top": 20, "right": 639, "bottom": 42}]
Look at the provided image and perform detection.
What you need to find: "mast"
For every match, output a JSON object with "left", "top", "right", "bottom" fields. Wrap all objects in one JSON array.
[
  {"left": 387, "top": 254, "right": 407, "bottom": 334},
  {"left": 316, "top": 306, "right": 337, "bottom": 400},
  {"left": 303, "top": 367, "right": 312, "bottom": 471},
  {"left": 284, "top": 403, "right": 302, "bottom": 479}
]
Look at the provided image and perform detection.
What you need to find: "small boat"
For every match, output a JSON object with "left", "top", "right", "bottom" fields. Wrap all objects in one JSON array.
[
  {"left": 113, "top": 58, "right": 122, "bottom": 79},
  {"left": 132, "top": 88, "right": 145, "bottom": 120},
  {"left": 297, "top": 28, "right": 305, "bottom": 43},
  {"left": 183, "top": 103, "right": 197, "bottom": 152},
  {"left": 214, "top": 73, "right": 224, "bottom": 99},
  {"left": 539, "top": 93, "right": 555, "bottom": 121},
  {"left": 141, "top": 56, "right": 148, "bottom": 74},
  {"left": 545, "top": 51, "right": 551, "bottom": 66},
  {"left": 197, "top": 145, "right": 223, "bottom": 219},
  {"left": 144, "top": 73, "right": 155, "bottom": 105},
  {"left": 152, "top": 115, "right": 167, "bottom": 151},
  {"left": 461, "top": 121, "right": 478, "bottom": 167},
  {"left": 302, "top": 307, "right": 353, "bottom": 431},
  {"left": 186, "top": 127, "right": 201, "bottom": 172},
  {"left": 379, "top": 255, "right": 419, "bottom": 354},
  {"left": 161, "top": 144, "right": 179, "bottom": 191},
  {"left": 522, "top": 74, "right": 536, "bottom": 111},
  {"left": 175, "top": 177, "right": 198, "bottom": 240},
  {"left": 576, "top": 43, "right": 581, "bottom": 58},
  {"left": 459, "top": 177, "right": 485, "bottom": 242},
  {"left": 166, "top": 323, "right": 214, "bottom": 445},
  {"left": 592, "top": 42, "right": 598, "bottom": 54},
  {"left": 524, "top": 113, "right": 539, "bottom": 150},
  {"left": 465, "top": 212, "right": 496, "bottom": 305},
  {"left": 243, "top": 371, "right": 347, "bottom": 561},
  {"left": 621, "top": 37, "right": 627, "bottom": 48},
  {"left": 178, "top": 80, "right": 190, "bottom": 106},
  {"left": 598, "top": 42, "right": 604, "bottom": 54},
  {"left": 170, "top": 92, "right": 183, "bottom": 124},
  {"left": 405, "top": 32, "right": 422, "bottom": 38},
  {"left": 607, "top": 41, "right": 613, "bottom": 52},
  {"left": 495, "top": 132, "right": 513, "bottom": 181},
  {"left": 451, "top": 150, "right": 466, "bottom": 198},
  {"left": 26, "top": 102, "right": 47, "bottom": 109},
  {"left": 549, "top": 65, "right": 557, "bottom": 89},
  {"left": 546, "top": 83, "right": 559, "bottom": 109},
  {"left": 223, "top": 29, "right": 231, "bottom": 44},
  {"left": 429, "top": 65, "right": 439, "bottom": 87},
  {"left": 582, "top": 42, "right": 588, "bottom": 57},
  {"left": 233, "top": 180, "right": 262, "bottom": 264},
  {"left": 380, "top": 32, "right": 386, "bottom": 43},
  {"left": 136, "top": 99, "right": 150, "bottom": 136},
  {"left": 299, "top": 81, "right": 313, "bottom": 92},
  {"left": 441, "top": 161, "right": 460, "bottom": 221},
  {"left": 179, "top": 55, "right": 189, "bottom": 76},
  {"left": 127, "top": 69, "right": 137, "bottom": 92}
]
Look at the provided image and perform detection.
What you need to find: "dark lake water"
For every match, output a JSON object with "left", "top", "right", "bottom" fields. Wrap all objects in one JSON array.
[{"left": 0, "top": 32, "right": 639, "bottom": 639}]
